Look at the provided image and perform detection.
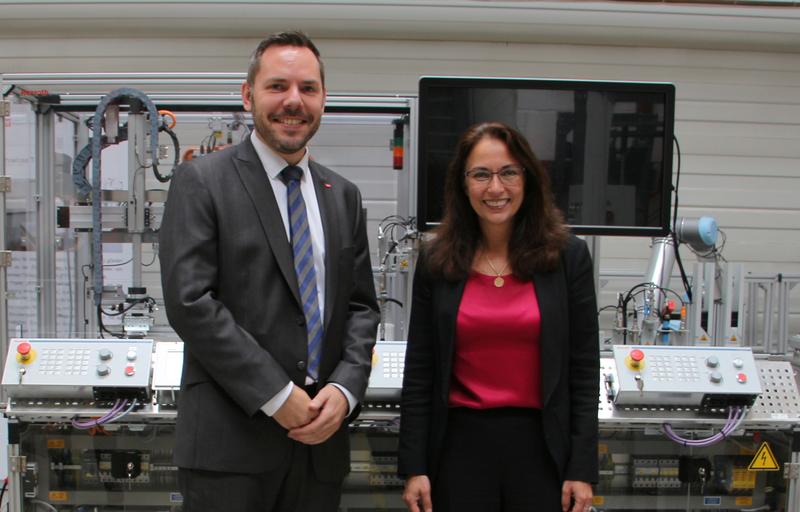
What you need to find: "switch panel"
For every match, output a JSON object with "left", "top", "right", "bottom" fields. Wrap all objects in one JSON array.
[
  {"left": 611, "top": 345, "right": 761, "bottom": 410},
  {"left": 2, "top": 338, "right": 153, "bottom": 401}
]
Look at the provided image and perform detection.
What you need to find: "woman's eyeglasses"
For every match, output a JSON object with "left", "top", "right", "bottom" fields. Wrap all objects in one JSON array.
[{"left": 464, "top": 166, "right": 524, "bottom": 185}]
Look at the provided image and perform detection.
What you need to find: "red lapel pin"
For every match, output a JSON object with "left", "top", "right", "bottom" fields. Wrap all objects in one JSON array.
[{"left": 323, "top": 183, "right": 332, "bottom": 188}]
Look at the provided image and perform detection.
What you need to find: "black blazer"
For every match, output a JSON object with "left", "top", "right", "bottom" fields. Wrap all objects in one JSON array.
[
  {"left": 159, "top": 139, "right": 379, "bottom": 481},
  {"left": 398, "top": 235, "right": 599, "bottom": 484}
]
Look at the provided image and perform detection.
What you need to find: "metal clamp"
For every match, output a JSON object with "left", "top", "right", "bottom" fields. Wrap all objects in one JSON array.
[
  {"left": 0, "top": 176, "right": 11, "bottom": 193},
  {"left": 0, "top": 99, "right": 10, "bottom": 117},
  {"left": 785, "top": 462, "right": 800, "bottom": 480},
  {"left": 8, "top": 454, "right": 27, "bottom": 473},
  {"left": 0, "top": 250, "right": 11, "bottom": 268}
]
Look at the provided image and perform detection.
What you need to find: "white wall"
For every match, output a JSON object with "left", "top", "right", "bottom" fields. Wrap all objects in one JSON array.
[{"left": 1, "top": 3, "right": 799, "bottom": 329}]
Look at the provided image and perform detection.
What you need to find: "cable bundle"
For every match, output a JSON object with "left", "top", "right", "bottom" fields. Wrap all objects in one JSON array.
[
  {"left": 661, "top": 406, "right": 747, "bottom": 447},
  {"left": 71, "top": 398, "right": 139, "bottom": 430}
]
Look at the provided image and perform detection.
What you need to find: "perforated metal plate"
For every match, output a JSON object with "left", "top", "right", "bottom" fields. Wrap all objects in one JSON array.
[{"left": 749, "top": 360, "right": 800, "bottom": 418}]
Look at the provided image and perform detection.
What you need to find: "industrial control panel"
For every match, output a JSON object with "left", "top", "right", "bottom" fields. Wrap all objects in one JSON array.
[
  {"left": 611, "top": 345, "right": 762, "bottom": 410},
  {"left": 1, "top": 338, "right": 153, "bottom": 401},
  {"left": 365, "top": 340, "right": 406, "bottom": 400}
]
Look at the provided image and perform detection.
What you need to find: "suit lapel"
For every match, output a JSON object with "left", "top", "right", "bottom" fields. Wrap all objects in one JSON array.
[
  {"left": 309, "top": 161, "right": 339, "bottom": 329},
  {"left": 232, "top": 140, "right": 301, "bottom": 307},
  {"left": 534, "top": 264, "right": 566, "bottom": 407},
  {"left": 437, "top": 278, "right": 467, "bottom": 403}
]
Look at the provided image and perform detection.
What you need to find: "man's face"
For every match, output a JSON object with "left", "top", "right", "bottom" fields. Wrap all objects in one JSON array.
[{"left": 242, "top": 45, "right": 326, "bottom": 164}]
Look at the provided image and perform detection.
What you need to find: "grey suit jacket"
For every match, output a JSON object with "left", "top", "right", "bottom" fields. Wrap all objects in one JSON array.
[
  {"left": 159, "top": 138, "right": 379, "bottom": 481},
  {"left": 398, "top": 235, "right": 599, "bottom": 484}
]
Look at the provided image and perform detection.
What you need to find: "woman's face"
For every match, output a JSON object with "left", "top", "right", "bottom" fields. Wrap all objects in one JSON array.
[{"left": 463, "top": 137, "right": 525, "bottom": 233}]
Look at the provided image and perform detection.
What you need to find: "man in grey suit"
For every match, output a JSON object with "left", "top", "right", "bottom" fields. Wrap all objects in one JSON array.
[{"left": 159, "top": 31, "right": 379, "bottom": 511}]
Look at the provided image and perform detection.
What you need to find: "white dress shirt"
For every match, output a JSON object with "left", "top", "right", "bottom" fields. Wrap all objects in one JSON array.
[{"left": 249, "top": 132, "right": 356, "bottom": 417}]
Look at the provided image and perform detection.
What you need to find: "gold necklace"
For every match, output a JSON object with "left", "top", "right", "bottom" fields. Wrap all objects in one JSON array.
[{"left": 483, "top": 252, "right": 509, "bottom": 288}]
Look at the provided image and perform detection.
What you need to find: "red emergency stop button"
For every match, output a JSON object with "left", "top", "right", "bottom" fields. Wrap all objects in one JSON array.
[
  {"left": 125, "top": 365, "right": 136, "bottom": 377},
  {"left": 627, "top": 349, "right": 645, "bottom": 370},
  {"left": 17, "top": 342, "right": 32, "bottom": 362},
  {"left": 737, "top": 373, "right": 748, "bottom": 384}
]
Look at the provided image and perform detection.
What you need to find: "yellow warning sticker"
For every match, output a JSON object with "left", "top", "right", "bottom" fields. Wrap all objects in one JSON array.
[
  {"left": 47, "top": 438, "right": 65, "bottom": 449},
  {"left": 735, "top": 497, "right": 753, "bottom": 506},
  {"left": 592, "top": 496, "right": 605, "bottom": 506},
  {"left": 48, "top": 491, "right": 68, "bottom": 501},
  {"left": 748, "top": 442, "right": 780, "bottom": 471}
]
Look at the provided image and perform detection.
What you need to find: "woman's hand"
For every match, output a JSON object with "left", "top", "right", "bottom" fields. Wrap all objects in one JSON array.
[
  {"left": 562, "top": 480, "right": 593, "bottom": 512},
  {"left": 403, "top": 474, "right": 433, "bottom": 512}
]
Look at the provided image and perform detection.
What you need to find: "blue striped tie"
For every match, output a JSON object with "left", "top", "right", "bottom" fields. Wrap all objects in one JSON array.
[{"left": 280, "top": 165, "right": 323, "bottom": 381}]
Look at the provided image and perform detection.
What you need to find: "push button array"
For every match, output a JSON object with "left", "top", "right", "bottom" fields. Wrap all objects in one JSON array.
[
  {"left": 648, "top": 355, "right": 700, "bottom": 382},
  {"left": 382, "top": 351, "right": 404, "bottom": 380},
  {"left": 40, "top": 347, "right": 91, "bottom": 376},
  {"left": 629, "top": 350, "right": 752, "bottom": 385}
]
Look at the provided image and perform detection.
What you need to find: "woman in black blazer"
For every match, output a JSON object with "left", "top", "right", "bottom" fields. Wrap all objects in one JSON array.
[{"left": 399, "top": 122, "right": 599, "bottom": 512}]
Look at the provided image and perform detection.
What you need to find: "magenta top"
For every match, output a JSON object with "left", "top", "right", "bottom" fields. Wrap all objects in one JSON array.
[{"left": 449, "top": 271, "right": 542, "bottom": 409}]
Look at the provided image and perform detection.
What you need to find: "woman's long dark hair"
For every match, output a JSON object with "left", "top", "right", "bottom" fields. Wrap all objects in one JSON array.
[{"left": 424, "top": 122, "right": 568, "bottom": 281}]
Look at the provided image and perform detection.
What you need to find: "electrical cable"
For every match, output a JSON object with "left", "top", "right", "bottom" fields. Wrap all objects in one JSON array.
[
  {"left": 687, "top": 228, "right": 727, "bottom": 262},
  {"left": 662, "top": 408, "right": 735, "bottom": 446},
  {"left": 97, "top": 295, "right": 155, "bottom": 338},
  {"left": 619, "top": 281, "right": 686, "bottom": 330},
  {"left": 670, "top": 135, "right": 693, "bottom": 303},
  {"left": 376, "top": 215, "right": 416, "bottom": 338},
  {"left": 0, "top": 479, "right": 7, "bottom": 511},
  {"left": 627, "top": 286, "right": 686, "bottom": 310},
  {"left": 158, "top": 109, "right": 177, "bottom": 130},
  {"left": 662, "top": 406, "right": 747, "bottom": 447},
  {"left": 151, "top": 117, "right": 180, "bottom": 182},
  {"left": 142, "top": 245, "right": 159, "bottom": 267},
  {"left": 97, "top": 305, "right": 125, "bottom": 339},
  {"left": 103, "top": 398, "right": 139, "bottom": 424},
  {"left": 29, "top": 499, "right": 59, "bottom": 512},
  {"left": 102, "top": 258, "right": 133, "bottom": 268},
  {"left": 76, "top": 88, "right": 162, "bottom": 308},
  {"left": 100, "top": 296, "right": 155, "bottom": 317},
  {"left": 71, "top": 399, "right": 127, "bottom": 429}
]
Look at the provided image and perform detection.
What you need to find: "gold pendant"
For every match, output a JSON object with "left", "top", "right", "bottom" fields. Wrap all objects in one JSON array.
[{"left": 494, "top": 276, "right": 504, "bottom": 288}]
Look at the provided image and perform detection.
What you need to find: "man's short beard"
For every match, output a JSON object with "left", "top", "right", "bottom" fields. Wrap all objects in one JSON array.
[{"left": 252, "top": 106, "right": 319, "bottom": 156}]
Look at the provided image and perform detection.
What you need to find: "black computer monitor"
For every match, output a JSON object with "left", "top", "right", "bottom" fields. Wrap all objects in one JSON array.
[{"left": 417, "top": 76, "right": 676, "bottom": 236}]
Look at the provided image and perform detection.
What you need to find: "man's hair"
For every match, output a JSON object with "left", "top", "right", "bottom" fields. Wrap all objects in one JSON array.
[
  {"left": 423, "top": 122, "right": 568, "bottom": 281},
  {"left": 246, "top": 31, "right": 325, "bottom": 87}
]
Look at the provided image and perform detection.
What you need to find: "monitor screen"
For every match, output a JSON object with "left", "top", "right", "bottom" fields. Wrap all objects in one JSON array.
[{"left": 417, "top": 77, "right": 675, "bottom": 236}]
